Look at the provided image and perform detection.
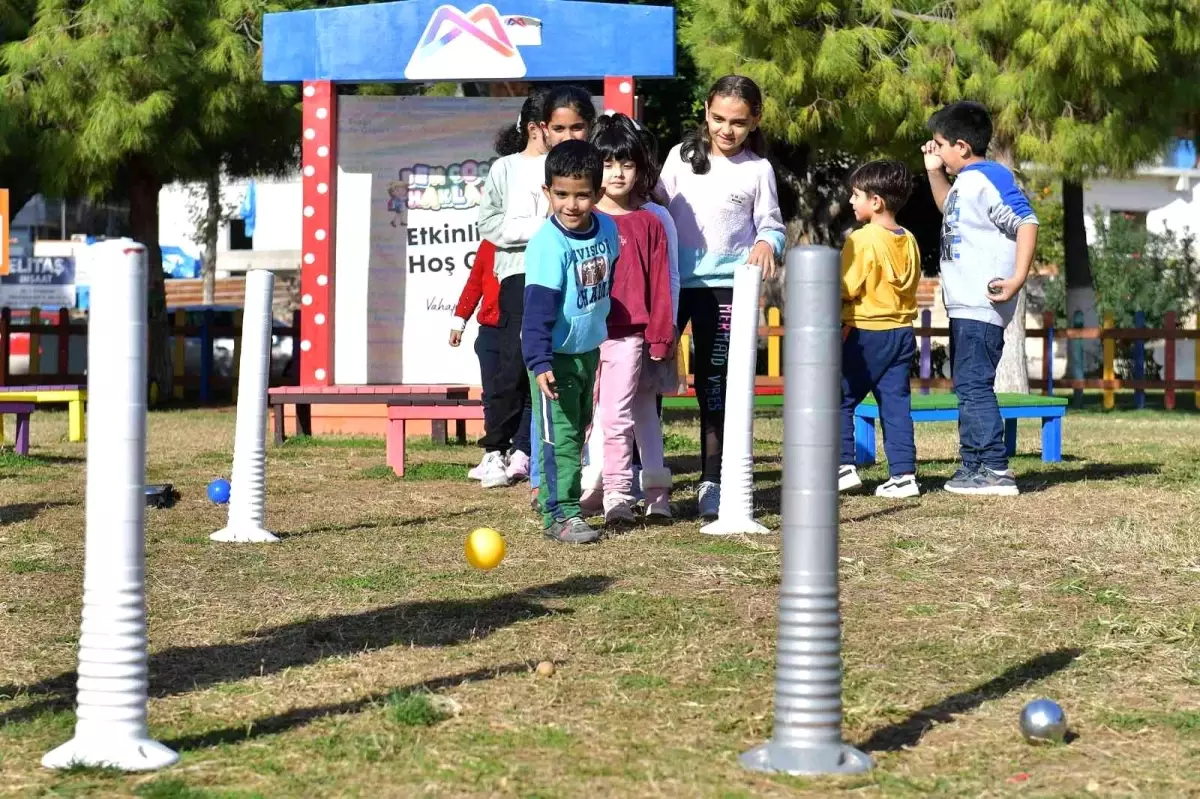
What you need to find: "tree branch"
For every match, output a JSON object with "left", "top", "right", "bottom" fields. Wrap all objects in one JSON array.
[{"left": 891, "top": 8, "right": 950, "bottom": 24}]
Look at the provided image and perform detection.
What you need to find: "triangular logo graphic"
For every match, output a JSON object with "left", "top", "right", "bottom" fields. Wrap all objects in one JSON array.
[{"left": 404, "top": 4, "right": 541, "bottom": 81}]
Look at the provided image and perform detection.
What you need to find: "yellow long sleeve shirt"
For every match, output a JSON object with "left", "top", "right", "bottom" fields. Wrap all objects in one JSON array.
[{"left": 841, "top": 223, "right": 921, "bottom": 330}]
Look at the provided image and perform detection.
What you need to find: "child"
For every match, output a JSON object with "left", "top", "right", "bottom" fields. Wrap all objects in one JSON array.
[
  {"left": 475, "top": 88, "right": 550, "bottom": 488},
  {"left": 453, "top": 118, "right": 541, "bottom": 481},
  {"left": 449, "top": 239, "right": 500, "bottom": 480},
  {"left": 656, "top": 75, "right": 786, "bottom": 520},
  {"left": 922, "top": 101, "right": 1039, "bottom": 496},
  {"left": 580, "top": 121, "right": 682, "bottom": 514},
  {"left": 527, "top": 85, "right": 599, "bottom": 511},
  {"left": 836, "top": 161, "right": 921, "bottom": 499},
  {"left": 523, "top": 139, "right": 618, "bottom": 544},
  {"left": 585, "top": 113, "right": 674, "bottom": 523}
]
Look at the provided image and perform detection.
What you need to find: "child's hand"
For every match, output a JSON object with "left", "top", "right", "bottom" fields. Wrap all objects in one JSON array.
[
  {"left": 841, "top": 324, "right": 851, "bottom": 342},
  {"left": 922, "top": 140, "right": 944, "bottom": 172},
  {"left": 748, "top": 241, "right": 777, "bottom": 280},
  {"left": 536, "top": 371, "right": 558, "bottom": 401},
  {"left": 987, "top": 277, "right": 1022, "bottom": 304},
  {"left": 448, "top": 329, "right": 463, "bottom": 347}
]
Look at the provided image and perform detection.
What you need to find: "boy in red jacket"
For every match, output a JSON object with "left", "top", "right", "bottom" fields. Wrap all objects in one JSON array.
[{"left": 450, "top": 239, "right": 531, "bottom": 480}]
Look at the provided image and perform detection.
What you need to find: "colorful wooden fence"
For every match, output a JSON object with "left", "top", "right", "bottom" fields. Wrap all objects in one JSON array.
[
  {"left": 0, "top": 306, "right": 300, "bottom": 400},
  {"left": 908, "top": 309, "right": 1200, "bottom": 410}
]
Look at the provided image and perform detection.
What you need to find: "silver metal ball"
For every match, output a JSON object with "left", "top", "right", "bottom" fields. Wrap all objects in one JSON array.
[{"left": 1019, "top": 698, "right": 1067, "bottom": 743}]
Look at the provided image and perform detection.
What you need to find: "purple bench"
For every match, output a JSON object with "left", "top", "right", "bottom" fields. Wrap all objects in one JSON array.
[{"left": 0, "top": 402, "right": 36, "bottom": 456}]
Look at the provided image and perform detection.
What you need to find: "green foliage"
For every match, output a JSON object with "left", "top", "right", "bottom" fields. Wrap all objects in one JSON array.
[
  {"left": 1089, "top": 215, "right": 1199, "bottom": 330},
  {"left": 1, "top": 0, "right": 300, "bottom": 196},
  {"left": 681, "top": 0, "right": 1200, "bottom": 176},
  {"left": 1035, "top": 210, "right": 1199, "bottom": 377}
]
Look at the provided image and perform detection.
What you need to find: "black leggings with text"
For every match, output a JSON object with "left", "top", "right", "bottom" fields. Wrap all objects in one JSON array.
[{"left": 678, "top": 287, "right": 734, "bottom": 484}]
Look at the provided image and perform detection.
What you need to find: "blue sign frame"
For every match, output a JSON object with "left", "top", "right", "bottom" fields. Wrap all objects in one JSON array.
[{"left": 263, "top": 0, "right": 675, "bottom": 83}]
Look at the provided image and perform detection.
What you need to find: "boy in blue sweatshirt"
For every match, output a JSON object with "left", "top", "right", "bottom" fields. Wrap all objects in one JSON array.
[
  {"left": 923, "top": 101, "right": 1039, "bottom": 496},
  {"left": 523, "top": 140, "right": 619, "bottom": 544}
]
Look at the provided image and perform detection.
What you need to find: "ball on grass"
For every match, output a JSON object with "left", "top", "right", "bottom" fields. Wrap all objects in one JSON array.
[
  {"left": 536, "top": 661, "right": 555, "bottom": 677},
  {"left": 207, "top": 478, "right": 231, "bottom": 505},
  {"left": 1019, "top": 698, "right": 1067, "bottom": 744},
  {"left": 465, "top": 527, "right": 506, "bottom": 570}
]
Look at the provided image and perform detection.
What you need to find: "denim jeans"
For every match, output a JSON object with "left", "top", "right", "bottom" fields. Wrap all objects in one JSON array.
[
  {"left": 949, "top": 318, "right": 1006, "bottom": 471},
  {"left": 840, "top": 327, "right": 916, "bottom": 476}
]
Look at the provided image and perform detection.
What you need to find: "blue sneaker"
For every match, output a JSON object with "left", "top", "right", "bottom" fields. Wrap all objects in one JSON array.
[{"left": 945, "top": 466, "right": 1018, "bottom": 497}]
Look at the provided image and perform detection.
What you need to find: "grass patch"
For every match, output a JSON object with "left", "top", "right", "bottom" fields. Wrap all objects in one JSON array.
[
  {"left": 1101, "top": 710, "right": 1200, "bottom": 734},
  {"left": 401, "top": 462, "right": 468, "bottom": 481},
  {"left": 0, "top": 450, "right": 43, "bottom": 468},
  {"left": 8, "top": 557, "right": 61, "bottom": 574},
  {"left": 616, "top": 673, "right": 668, "bottom": 690},
  {"left": 3, "top": 405, "right": 1200, "bottom": 796},
  {"left": 385, "top": 690, "right": 452, "bottom": 727},
  {"left": 279, "top": 435, "right": 384, "bottom": 450}
]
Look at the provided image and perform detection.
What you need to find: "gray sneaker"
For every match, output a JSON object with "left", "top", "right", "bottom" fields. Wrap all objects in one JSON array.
[
  {"left": 945, "top": 466, "right": 1018, "bottom": 497},
  {"left": 544, "top": 516, "right": 601, "bottom": 544},
  {"left": 697, "top": 481, "right": 721, "bottom": 520}
]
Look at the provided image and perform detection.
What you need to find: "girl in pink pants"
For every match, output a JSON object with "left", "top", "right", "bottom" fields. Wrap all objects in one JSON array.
[{"left": 586, "top": 114, "right": 676, "bottom": 524}]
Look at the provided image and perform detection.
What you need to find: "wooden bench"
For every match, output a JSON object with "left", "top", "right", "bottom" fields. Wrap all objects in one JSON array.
[
  {"left": 0, "top": 385, "right": 87, "bottom": 442},
  {"left": 0, "top": 402, "right": 36, "bottom": 455},
  {"left": 268, "top": 384, "right": 473, "bottom": 444},
  {"left": 855, "top": 392, "right": 1067, "bottom": 465},
  {"left": 386, "top": 398, "right": 485, "bottom": 477}
]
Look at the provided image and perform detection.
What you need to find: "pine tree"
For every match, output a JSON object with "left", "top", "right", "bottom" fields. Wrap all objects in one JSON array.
[
  {"left": 2, "top": 0, "right": 300, "bottom": 398},
  {"left": 683, "top": 0, "right": 1200, "bottom": 391}
]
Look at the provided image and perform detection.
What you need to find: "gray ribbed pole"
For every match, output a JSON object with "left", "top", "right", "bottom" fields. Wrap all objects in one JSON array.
[{"left": 740, "top": 246, "right": 872, "bottom": 776}]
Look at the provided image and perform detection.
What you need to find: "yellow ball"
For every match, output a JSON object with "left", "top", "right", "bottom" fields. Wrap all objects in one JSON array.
[{"left": 465, "top": 527, "right": 506, "bottom": 570}]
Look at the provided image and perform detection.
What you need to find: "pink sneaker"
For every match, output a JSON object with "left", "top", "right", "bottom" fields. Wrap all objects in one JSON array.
[
  {"left": 506, "top": 450, "right": 530, "bottom": 483},
  {"left": 640, "top": 468, "right": 672, "bottom": 519}
]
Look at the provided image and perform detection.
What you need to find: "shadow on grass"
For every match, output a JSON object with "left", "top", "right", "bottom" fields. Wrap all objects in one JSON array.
[
  {"left": 858, "top": 647, "right": 1083, "bottom": 752},
  {"left": 0, "top": 500, "right": 76, "bottom": 526},
  {"left": 162, "top": 661, "right": 549, "bottom": 751},
  {"left": 275, "top": 509, "right": 482, "bottom": 539},
  {"left": 1015, "top": 463, "right": 1160, "bottom": 492},
  {"left": 0, "top": 575, "right": 613, "bottom": 725}
]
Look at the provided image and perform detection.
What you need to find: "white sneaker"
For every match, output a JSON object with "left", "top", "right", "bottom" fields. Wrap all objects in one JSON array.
[
  {"left": 697, "top": 481, "right": 721, "bottom": 520},
  {"left": 603, "top": 496, "right": 637, "bottom": 526},
  {"left": 839, "top": 465, "right": 863, "bottom": 492},
  {"left": 478, "top": 451, "right": 511, "bottom": 489},
  {"left": 506, "top": 450, "right": 530, "bottom": 483},
  {"left": 467, "top": 452, "right": 490, "bottom": 480},
  {"left": 875, "top": 474, "right": 920, "bottom": 498}
]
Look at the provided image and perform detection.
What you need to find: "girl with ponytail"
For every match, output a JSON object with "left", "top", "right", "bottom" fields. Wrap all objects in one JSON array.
[
  {"left": 471, "top": 87, "right": 550, "bottom": 489},
  {"left": 656, "top": 74, "right": 786, "bottom": 521}
]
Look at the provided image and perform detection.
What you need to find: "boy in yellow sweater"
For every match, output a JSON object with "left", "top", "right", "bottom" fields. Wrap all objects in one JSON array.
[{"left": 838, "top": 161, "right": 922, "bottom": 498}]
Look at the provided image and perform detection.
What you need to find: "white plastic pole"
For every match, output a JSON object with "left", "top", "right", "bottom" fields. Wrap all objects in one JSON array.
[
  {"left": 211, "top": 269, "right": 278, "bottom": 543},
  {"left": 43, "top": 239, "right": 178, "bottom": 771},
  {"left": 701, "top": 262, "right": 769, "bottom": 535}
]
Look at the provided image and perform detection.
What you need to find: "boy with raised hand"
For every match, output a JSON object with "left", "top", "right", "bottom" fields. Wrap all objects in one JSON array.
[
  {"left": 523, "top": 140, "right": 619, "bottom": 543},
  {"left": 923, "top": 101, "right": 1039, "bottom": 496}
]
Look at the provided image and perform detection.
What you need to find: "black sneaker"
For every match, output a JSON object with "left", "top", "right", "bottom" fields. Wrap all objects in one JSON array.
[
  {"left": 544, "top": 516, "right": 601, "bottom": 544},
  {"left": 945, "top": 466, "right": 1018, "bottom": 497}
]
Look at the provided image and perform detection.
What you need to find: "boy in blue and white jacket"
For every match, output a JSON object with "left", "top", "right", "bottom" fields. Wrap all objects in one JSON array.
[
  {"left": 523, "top": 140, "right": 619, "bottom": 544},
  {"left": 923, "top": 101, "right": 1039, "bottom": 496}
]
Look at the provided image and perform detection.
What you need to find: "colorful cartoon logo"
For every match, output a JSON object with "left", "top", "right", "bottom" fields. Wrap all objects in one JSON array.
[{"left": 403, "top": 4, "right": 543, "bottom": 81}]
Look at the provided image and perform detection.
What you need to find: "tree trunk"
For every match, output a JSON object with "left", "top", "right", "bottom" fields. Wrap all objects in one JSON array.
[
  {"left": 1063, "top": 179, "right": 1099, "bottom": 377},
  {"left": 991, "top": 142, "right": 1030, "bottom": 393},
  {"left": 128, "top": 156, "right": 173, "bottom": 404},
  {"left": 202, "top": 169, "right": 220, "bottom": 305}
]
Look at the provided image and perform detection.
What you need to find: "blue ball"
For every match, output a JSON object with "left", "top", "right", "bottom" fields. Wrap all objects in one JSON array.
[{"left": 207, "top": 478, "right": 231, "bottom": 505}]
